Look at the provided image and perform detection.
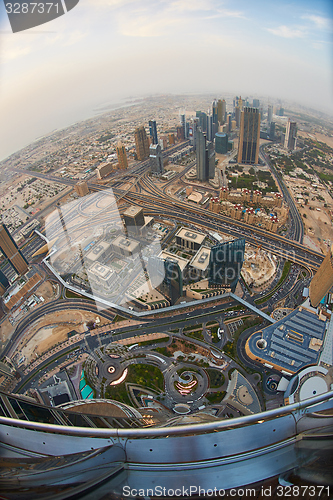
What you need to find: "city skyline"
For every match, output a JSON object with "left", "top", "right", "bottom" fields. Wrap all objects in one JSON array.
[{"left": 0, "top": 0, "right": 332, "bottom": 160}]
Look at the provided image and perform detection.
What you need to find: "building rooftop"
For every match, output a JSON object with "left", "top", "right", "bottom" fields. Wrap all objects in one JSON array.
[
  {"left": 247, "top": 303, "right": 328, "bottom": 374},
  {"left": 85, "top": 241, "right": 110, "bottom": 262},
  {"left": 123, "top": 206, "right": 143, "bottom": 218},
  {"left": 88, "top": 262, "right": 114, "bottom": 281},
  {"left": 158, "top": 251, "right": 189, "bottom": 272},
  {"left": 113, "top": 235, "right": 140, "bottom": 253},
  {"left": 190, "top": 246, "right": 211, "bottom": 271},
  {"left": 176, "top": 227, "right": 206, "bottom": 245}
]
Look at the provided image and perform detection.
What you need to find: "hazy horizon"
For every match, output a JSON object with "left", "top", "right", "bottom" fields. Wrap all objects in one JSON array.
[{"left": 1, "top": 0, "right": 332, "bottom": 160}]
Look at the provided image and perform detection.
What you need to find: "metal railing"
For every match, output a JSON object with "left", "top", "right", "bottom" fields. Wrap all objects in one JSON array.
[{"left": 0, "top": 390, "right": 332, "bottom": 439}]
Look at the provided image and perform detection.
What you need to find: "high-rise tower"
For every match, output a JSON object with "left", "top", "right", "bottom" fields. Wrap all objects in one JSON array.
[
  {"left": 309, "top": 245, "right": 333, "bottom": 308},
  {"left": 0, "top": 224, "right": 28, "bottom": 276},
  {"left": 267, "top": 105, "right": 273, "bottom": 125},
  {"left": 284, "top": 119, "right": 297, "bottom": 150},
  {"left": 149, "top": 120, "right": 158, "bottom": 145},
  {"left": 149, "top": 144, "right": 164, "bottom": 174},
  {"left": 237, "top": 107, "right": 261, "bottom": 164},
  {"left": 212, "top": 99, "right": 218, "bottom": 125},
  {"left": 116, "top": 141, "right": 128, "bottom": 170},
  {"left": 134, "top": 126, "right": 149, "bottom": 161},
  {"left": 196, "top": 130, "right": 215, "bottom": 182},
  {"left": 209, "top": 238, "right": 245, "bottom": 292},
  {"left": 217, "top": 100, "right": 224, "bottom": 124}
]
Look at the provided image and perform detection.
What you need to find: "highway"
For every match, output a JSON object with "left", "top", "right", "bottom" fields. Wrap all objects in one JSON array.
[{"left": 259, "top": 144, "right": 304, "bottom": 243}]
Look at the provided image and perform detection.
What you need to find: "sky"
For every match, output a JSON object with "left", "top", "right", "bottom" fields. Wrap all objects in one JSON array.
[{"left": 0, "top": 0, "right": 332, "bottom": 160}]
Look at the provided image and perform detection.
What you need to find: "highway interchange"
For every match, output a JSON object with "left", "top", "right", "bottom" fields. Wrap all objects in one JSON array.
[{"left": 2, "top": 141, "right": 325, "bottom": 400}]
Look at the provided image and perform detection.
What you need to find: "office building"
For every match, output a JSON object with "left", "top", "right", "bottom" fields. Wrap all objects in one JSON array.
[
  {"left": 196, "top": 111, "right": 207, "bottom": 132},
  {"left": 74, "top": 181, "right": 89, "bottom": 197},
  {"left": 212, "top": 99, "right": 218, "bottom": 124},
  {"left": 235, "top": 96, "right": 244, "bottom": 111},
  {"left": 112, "top": 235, "right": 140, "bottom": 257},
  {"left": 116, "top": 141, "right": 128, "bottom": 170},
  {"left": 149, "top": 144, "right": 164, "bottom": 174},
  {"left": 267, "top": 105, "right": 273, "bottom": 125},
  {"left": 253, "top": 98, "right": 260, "bottom": 108},
  {"left": 96, "top": 162, "right": 113, "bottom": 179},
  {"left": 175, "top": 227, "right": 206, "bottom": 251},
  {"left": 215, "top": 132, "right": 228, "bottom": 154},
  {"left": 209, "top": 237, "right": 245, "bottom": 292},
  {"left": 206, "top": 114, "right": 213, "bottom": 141},
  {"left": 123, "top": 205, "right": 145, "bottom": 235},
  {"left": 237, "top": 107, "right": 261, "bottom": 164},
  {"left": 148, "top": 120, "right": 158, "bottom": 145},
  {"left": 217, "top": 99, "right": 224, "bottom": 124},
  {"left": 284, "top": 119, "right": 297, "bottom": 150},
  {"left": 235, "top": 107, "right": 241, "bottom": 128},
  {"left": 0, "top": 223, "right": 28, "bottom": 276},
  {"left": 150, "top": 253, "right": 184, "bottom": 305},
  {"left": 196, "top": 130, "right": 215, "bottom": 182},
  {"left": 134, "top": 126, "right": 149, "bottom": 161},
  {"left": 309, "top": 245, "right": 333, "bottom": 308},
  {"left": 188, "top": 117, "right": 199, "bottom": 149},
  {"left": 0, "top": 269, "right": 9, "bottom": 295},
  {"left": 168, "top": 133, "right": 175, "bottom": 145},
  {"left": 176, "top": 126, "right": 184, "bottom": 141},
  {"left": 269, "top": 122, "right": 276, "bottom": 140},
  {"left": 180, "top": 113, "right": 188, "bottom": 138}
]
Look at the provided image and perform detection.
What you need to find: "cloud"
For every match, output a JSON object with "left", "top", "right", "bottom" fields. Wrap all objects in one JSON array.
[
  {"left": 203, "top": 8, "right": 246, "bottom": 21},
  {"left": 266, "top": 25, "right": 306, "bottom": 39},
  {"left": 301, "top": 14, "right": 331, "bottom": 30},
  {"left": 63, "top": 30, "right": 87, "bottom": 46},
  {"left": 118, "top": 13, "right": 181, "bottom": 37},
  {"left": 2, "top": 45, "right": 32, "bottom": 61}
]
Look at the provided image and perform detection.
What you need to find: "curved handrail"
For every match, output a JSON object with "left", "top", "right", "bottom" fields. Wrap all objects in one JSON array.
[{"left": 0, "top": 391, "right": 332, "bottom": 439}]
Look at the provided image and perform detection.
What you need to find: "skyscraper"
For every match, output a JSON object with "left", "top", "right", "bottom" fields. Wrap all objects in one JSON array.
[
  {"left": 284, "top": 119, "right": 297, "bottom": 150},
  {"left": 235, "top": 107, "right": 241, "bottom": 128},
  {"left": 267, "top": 105, "right": 273, "bottom": 125},
  {"left": 74, "top": 181, "right": 89, "bottom": 197},
  {"left": 189, "top": 117, "right": 199, "bottom": 149},
  {"left": 253, "top": 98, "right": 260, "bottom": 108},
  {"left": 0, "top": 224, "right": 29, "bottom": 276},
  {"left": 180, "top": 113, "right": 187, "bottom": 138},
  {"left": 212, "top": 99, "right": 218, "bottom": 124},
  {"left": 149, "top": 144, "right": 164, "bottom": 174},
  {"left": 196, "top": 130, "right": 215, "bottom": 181},
  {"left": 134, "top": 126, "right": 149, "bottom": 161},
  {"left": 217, "top": 99, "right": 224, "bottom": 124},
  {"left": 215, "top": 133, "right": 228, "bottom": 154},
  {"left": 209, "top": 238, "right": 245, "bottom": 292},
  {"left": 196, "top": 111, "right": 207, "bottom": 132},
  {"left": 221, "top": 99, "right": 226, "bottom": 124},
  {"left": 309, "top": 245, "right": 333, "bottom": 308},
  {"left": 149, "top": 120, "right": 158, "bottom": 145},
  {"left": 237, "top": 107, "right": 261, "bottom": 164},
  {"left": 269, "top": 122, "right": 276, "bottom": 140},
  {"left": 116, "top": 141, "right": 128, "bottom": 170},
  {"left": 0, "top": 269, "right": 9, "bottom": 295}
]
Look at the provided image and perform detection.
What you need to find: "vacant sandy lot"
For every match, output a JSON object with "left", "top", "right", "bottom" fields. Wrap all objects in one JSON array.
[{"left": 17, "top": 309, "right": 110, "bottom": 363}]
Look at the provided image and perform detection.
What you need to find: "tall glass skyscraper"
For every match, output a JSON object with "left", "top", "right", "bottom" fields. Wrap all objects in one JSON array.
[
  {"left": 237, "top": 107, "right": 261, "bottom": 164},
  {"left": 209, "top": 238, "right": 245, "bottom": 292},
  {"left": 149, "top": 120, "right": 158, "bottom": 145},
  {"left": 196, "top": 130, "right": 215, "bottom": 181}
]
